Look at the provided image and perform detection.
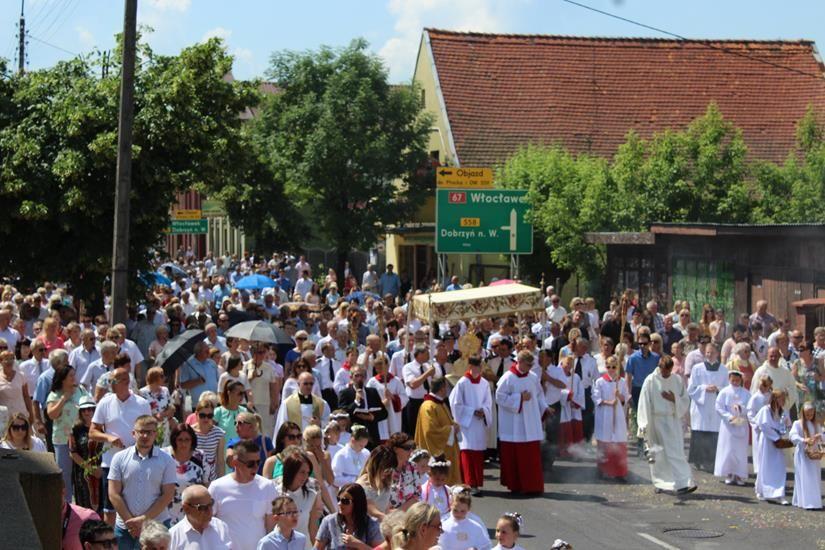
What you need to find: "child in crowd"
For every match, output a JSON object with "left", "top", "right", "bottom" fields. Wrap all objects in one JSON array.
[
  {"left": 410, "top": 448, "right": 431, "bottom": 487},
  {"left": 330, "top": 410, "right": 351, "bottom": 445},
  {"left": 256, "top": 495, "right": 307, "bottom": 550},
  {"left": 558, "top": 355, "right": 584, "bottom": 458},
  {"left": 439, "top": 489, "right": 491, "bottom": 550},
  {"left": 420, "top": 454, "right": 451, "bottom": 515},
  {"left": 323, "top": 420, "right": 344, "bottom": 459},
  {"left": 493, "top": 512, "right": 524, "bottom": 550}
]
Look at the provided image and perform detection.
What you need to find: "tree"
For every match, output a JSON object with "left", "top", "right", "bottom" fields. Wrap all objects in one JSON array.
[
  {"left": 499, "top": 103, "right": 756, "bottom": 283},
  {"left": 0, "top": 38, "right": 262, "bottom": 303},
  {"left": 753, "top": 105, "right": 825, "bottom": 223},
  {"left": 252, "top": 39, "right": 433, "bottom": 274}
]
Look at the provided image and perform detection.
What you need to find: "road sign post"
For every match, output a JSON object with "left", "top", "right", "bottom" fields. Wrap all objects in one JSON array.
[
  {"left": 169, "top": 219, "right": 208, "bottom": 234},
  {"left": 435, "top": 189, "right": 532, "bottom": 254},
  {"left": 436, "top": 167, "right": 493, "bottom": 189}
]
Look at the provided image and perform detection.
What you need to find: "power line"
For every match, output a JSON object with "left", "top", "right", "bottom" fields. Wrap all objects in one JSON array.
[
  {"left": 29, "top": 34, "right": 77, "bottom": 56},
  {"left": 41, "top": 0, "right": 79, "bottom": 43},
  {"left": 560, "top": 0, "right": 823, "bottom": 80},
  {"left": 33, "top": 0, "right": 72, "bottom": 43}
]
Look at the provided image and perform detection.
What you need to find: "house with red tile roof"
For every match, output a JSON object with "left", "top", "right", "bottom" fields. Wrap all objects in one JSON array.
[{"left": 385, "top": 29, "right": 825, "bottom": 288}]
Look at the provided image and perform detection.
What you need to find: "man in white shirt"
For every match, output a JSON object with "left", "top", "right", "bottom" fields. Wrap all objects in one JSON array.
[
  {"left": 316, "top": 341, "right": 340, "bottom": 409},
  {"left": 68, "top": 329, "right": 100, "bottom": 384},
  {"left": 89, "top": 368, "right": 151, "bottom": 525},
  {"left": 0, "top": 309, "right": 20, "bottom": 351},
  {"left": 294, "top": 256, "right": 312, "bottom": 278},
  {"left": 402, "top": 345, "right": 435, "bottom": 435},
  {"left": 169, "top": 484, "right": 233, "bottom": 549},
  {"left": 293, "top": 271, "right": 313, "bottom": 301},
  {"left": 203, "top": 323, "right": 227, "bottom": 354},
  {"left": 209, "top": 439, "right": 278, "bottom": 550},
  {"left": 546, "top": 295, "right": 567, "bottom": 324},
  {"left": 361, "top": 264, "right": 378, "bottom": 291},
  {"left": 112, "top": 324, "right": 145, "bottom": 375},
  {"left": 19, "top": 340, "right": 50, "bottom": 398}
]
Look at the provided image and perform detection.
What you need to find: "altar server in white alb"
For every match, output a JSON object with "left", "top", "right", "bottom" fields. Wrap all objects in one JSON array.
[
  {"left": 592, "top": 356, "right": 629, "bottom": 480},
  {"left": 789, "top": 402, "right": 823, "bottom": 510},
  {"left": 687, "top": 342, "right": 728, "bottom": 472},
  {"left": 495, "top": 350, "right": 548, "bottom": 494},
  {"left": 754, "top": 390, "right": 792, "bottom": 505},
  {"left": 747, "top": 375, "right": 773, "bottom": 475},
  {"left": 449, "top": 356, "right": 492, "bottom": 493},
  {"left": 713, "top": 368, "right": 751, "bottom": 485},
  {"left": 366, "top": 355, "right": 407, "bottom": 442},
  {"left": 637, "top": 356, "right": 696, "bottom": 495},
  {"left": 557, "top": 355, "right": 584, "bottom": 459}
]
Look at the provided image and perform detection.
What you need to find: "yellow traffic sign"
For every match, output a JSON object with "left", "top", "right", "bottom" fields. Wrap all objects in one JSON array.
[
  {"left": 436, "top": 167, "right": 493, "bottom": 189},
  {"left": 173, "top": 209, "right": 202, "bottom": 220}
]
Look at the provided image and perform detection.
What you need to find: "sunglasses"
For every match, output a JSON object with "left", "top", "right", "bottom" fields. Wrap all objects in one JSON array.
[
  {"left": 236, "top": 420, "right": 252, "bottom": 426},
  {"left": 237, "top": 458, "right": 260, "bottom": 469},
  {"left": 188, "top": 501, "right": 214, "bottom": 511},
  {"left": 198, "top": 411, "right": 214, "bottom": 419},
  {"left": 338, "top": 497, "right": 352, "bottom": 505},
  {"left": 10, "top": 424, "right": 28, "bottom": 432},
  {"left": 606, "top": 366, "right": 617, "bottom": 370},
  {"left": 285, "top": 433, "right": 301, "bottom": 440},
  {"left": 91, "top": 538, "right": 118, "bottom": 549},
  {"left": 638, "top": 342, "right": 650, "bottom": 346}
]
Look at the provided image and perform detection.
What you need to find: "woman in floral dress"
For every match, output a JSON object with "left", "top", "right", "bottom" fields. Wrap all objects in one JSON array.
[
  {"left": 164, "top": 423, "right": 207, "bottom": 525},
  {"left": 139, "top": 367, "right": 176, "bottom": 446}
]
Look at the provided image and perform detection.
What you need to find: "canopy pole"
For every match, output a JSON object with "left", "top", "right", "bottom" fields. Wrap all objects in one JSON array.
[{"left": 428, "top": 293, "right": 434, "bottom": 370}]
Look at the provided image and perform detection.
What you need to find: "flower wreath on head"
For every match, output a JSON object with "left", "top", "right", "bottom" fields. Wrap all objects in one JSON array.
[{"left": 427, "top": 457, "right": 451, "bottom": 468}]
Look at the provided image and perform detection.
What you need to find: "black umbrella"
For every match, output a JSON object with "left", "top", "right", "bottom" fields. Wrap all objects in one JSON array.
[{"left": 156, "top": 329, "right": 205, "bottom": 379}]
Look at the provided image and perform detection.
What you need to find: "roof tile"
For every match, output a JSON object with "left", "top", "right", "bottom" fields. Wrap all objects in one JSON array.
[{"left": 425, "top": 29, "right": 825, "bottom": 165}]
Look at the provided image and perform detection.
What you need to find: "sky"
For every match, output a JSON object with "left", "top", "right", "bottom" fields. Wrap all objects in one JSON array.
[{"left": 2, "top": 0, "right": 825, "bottom": 83}]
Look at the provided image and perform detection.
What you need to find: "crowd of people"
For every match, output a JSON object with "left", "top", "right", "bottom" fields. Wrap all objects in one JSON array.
[{"left": 0, "top": 251, "right": 822, "bottom": 549}]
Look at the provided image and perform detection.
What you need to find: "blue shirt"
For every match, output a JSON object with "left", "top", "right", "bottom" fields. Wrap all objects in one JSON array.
[
  {"left": 108, "top": 445, "right": 177, "bottom": 529},
  {"left": 378, "top": 272, "right": 401, "bottom": 297},
  {"left": 33, "top": 367, "right": 55, "bottom": 408},
  {"left": 257, "top": 526, "right": 306, "bottom": 550},
  {"left": 625, "top": 350, "right": 661, "bottom": 388},
  {"left": 179, "top": 357, "right": 219, "bottom": 404}
]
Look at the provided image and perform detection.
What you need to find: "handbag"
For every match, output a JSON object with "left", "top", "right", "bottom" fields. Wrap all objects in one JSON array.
[{"left": 773, "top": 438, "right": 793, "bottom": 449}]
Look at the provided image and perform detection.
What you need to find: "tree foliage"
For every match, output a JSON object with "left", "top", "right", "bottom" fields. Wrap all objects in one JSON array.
[
  {"left": 0, "top": 38, "right": 269, "bottom": 301},
  {"left": 251, "top": 39, "right": 433, "bottom": 271},
  {"left": 499, "top": 102, "right": 825, "bottom": 280}
]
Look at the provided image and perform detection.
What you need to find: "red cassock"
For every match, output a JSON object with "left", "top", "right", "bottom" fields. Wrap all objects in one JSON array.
[{"left": 597, "top": 441, "right": 628, "bottom": 478}]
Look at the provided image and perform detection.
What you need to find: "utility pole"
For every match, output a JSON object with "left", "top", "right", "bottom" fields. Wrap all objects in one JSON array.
[
  {"left": 17, "top": 0, "right": 25, "bottom": 74},
  {"left": 110, "top": 0, "right": 138, "bottom": 324}
]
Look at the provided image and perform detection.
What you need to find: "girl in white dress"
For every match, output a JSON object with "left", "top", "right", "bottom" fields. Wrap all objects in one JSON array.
[
  {"left": 789, "top": 402, "right": 823, "bottom": 510},
  {"left": 492, "top": 512, "right": 525, "bottom": 550},
  {"left": 420, "top": 456, "right": 452, "bottom": 516},
  {"left": 747, "top": 375, "right": 773, "bottom": 475},
  {"left": 714, "top": 369, "right": 751, "bottom": 485},
  {"left": 438, "top": 490, "right": 491, "bottom": 550},
  {"left": 754, "top": 390, "right": 792, "bottom": 505}
]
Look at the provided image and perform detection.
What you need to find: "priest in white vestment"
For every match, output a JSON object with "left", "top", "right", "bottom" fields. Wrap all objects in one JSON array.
[
  {"left": 686, "top": 343, "right": 729, "bottom": 472},
  {"left": 637, "top": 356, "right": 696, "bottom": 494},
  {"left": 713, "top": 368, "right": 751, "bottom": 484},
  {"left": 495, "top": 350, "right": 548, "bottom": 494},
  {"left": 449, "top": 356, "right": 492, "bottom": 491},
  {"left": 790, "top": 402, "right": 823, "bottom": 509}
]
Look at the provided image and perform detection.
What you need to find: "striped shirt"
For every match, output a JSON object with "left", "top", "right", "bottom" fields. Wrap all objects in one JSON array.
[{"left": 194, "top": 425, "right": 225, "bottom": 482}]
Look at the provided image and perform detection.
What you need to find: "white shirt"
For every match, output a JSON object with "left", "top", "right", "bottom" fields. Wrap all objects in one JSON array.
[
  {"left": 119, "top": 339, "right": 145, "bottom": 370},
  {"left": 402, "top": 361, "right": 430, "bottom": 399},
  {"left": 68, "top": 345, "right": 100, "bottom": 384},
  {"left": 169, "top": 516, "right": 233, "bottom": 549},
  {"left": 19, "top": 358, "right": 49, "bottom": 398},
  {"left": 209, "top": 474, "right": 278, "bottom": 550},
  {"left": 91, "top": 392, "right": 151, "bottom": 467},
  {"left": 331, "top": 444, "right": 370, "bottom": 487},
  {"left": 0, "top": 326, "right": 20, "bottom": 351}
]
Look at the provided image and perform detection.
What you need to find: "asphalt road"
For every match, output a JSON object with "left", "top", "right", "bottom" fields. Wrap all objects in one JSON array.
[{"left": 465, "top": 444, "right": 825, "bottom": 550}]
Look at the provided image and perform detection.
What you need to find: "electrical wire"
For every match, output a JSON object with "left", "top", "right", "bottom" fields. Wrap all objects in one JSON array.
[
  {"left": 33, "top": 0, "right": 73, "bottom": 44},
  {"left": 560, "top": 0, "right": 823, "bottom": 80},
  {"left": 29, "top": 34, "right": 77, "bottom": 56},
  {"left": 41, "top": 0, "right": 79, "bottom": 43}
]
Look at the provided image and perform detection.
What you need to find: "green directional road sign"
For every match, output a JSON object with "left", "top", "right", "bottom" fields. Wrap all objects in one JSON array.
[
  {"left": 169, "top": 219, "right": 208, "bottom": 234},
  {"left": 436, "top": 189, "right": 532, "bottom": 254}
]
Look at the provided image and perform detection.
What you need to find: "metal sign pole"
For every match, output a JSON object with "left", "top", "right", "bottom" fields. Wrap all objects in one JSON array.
[
  {"left": 438, "top": 254, "right": 447, "bottom": 289},
  {"left": 510, "top": 255, "right": 519, "bottom": 280}
]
